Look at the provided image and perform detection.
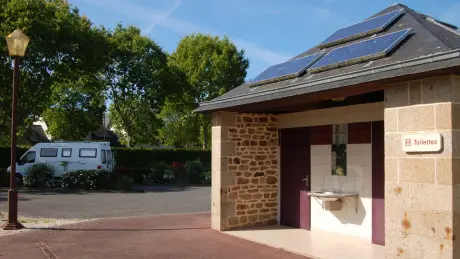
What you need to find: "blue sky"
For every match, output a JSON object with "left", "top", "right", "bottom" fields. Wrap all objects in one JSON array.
[{"left": 70, "top": 0, "right": 460, "bottom": 80}]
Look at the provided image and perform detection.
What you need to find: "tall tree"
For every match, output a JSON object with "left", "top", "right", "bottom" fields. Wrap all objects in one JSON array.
[
  {"left": 168, "top": 34, "right": 249, "bottom": 149},
  {"left": 158, "top": 97, "right": 200, "bottom": 148},
  {"left": 104, "top": 25, "right": 173, "bottom": 147},
  {"left": 0, "top": 0, "right": 108, "bottom": 143},
  {"left": 42, "top": 76, "right": 106, "bottom": 141}
]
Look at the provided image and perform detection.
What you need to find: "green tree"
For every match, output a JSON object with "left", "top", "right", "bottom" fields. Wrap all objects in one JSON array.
[
  {"left": 168, "top": 34, "right": 249, "bottom": 149},
  {"left": 158, "top": 98, "right": 200, "bottom": 148},
  {"left": 0, "top": 0, "right": 108, "bottom": 143},
  {"left": 42, "top": 76, "right": 106, "bottom": 141},
  {"left": 104, "top": 25, "right": 173, "bottom": 147}
]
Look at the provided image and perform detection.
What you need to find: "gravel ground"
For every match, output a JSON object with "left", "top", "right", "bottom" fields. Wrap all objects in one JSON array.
[{"left": 0, "top": 212, "right": 90, "bottom": 237}]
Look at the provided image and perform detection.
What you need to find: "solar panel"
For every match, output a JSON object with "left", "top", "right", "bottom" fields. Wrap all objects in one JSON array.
[
  {"left": 309, "top": 28, "right": 412, "bottom": 73},
  {"left": 318, "top": 9, "right": 405, "bottom": 48},
  {"left": 248, "top": 52, "right": 324, "bottom": 86}
]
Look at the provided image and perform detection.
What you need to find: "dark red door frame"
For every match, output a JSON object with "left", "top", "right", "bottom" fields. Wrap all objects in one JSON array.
[
  {"left": 372, "top": 121, "right": 385, "bottom": 245},
  {"left": 280, "top": 127, "right": 311, "bottom": 229},
  {"left": 279, "top": 122, "right": 385, "bottom": 242}
]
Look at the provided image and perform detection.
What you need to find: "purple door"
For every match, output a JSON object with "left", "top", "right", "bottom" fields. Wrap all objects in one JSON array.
[
  {"left": 372, "top": 121, "right": 385, "bottom": 245},
  {"left": 280, "top": 127, "right": 311, "bottom": 229}
]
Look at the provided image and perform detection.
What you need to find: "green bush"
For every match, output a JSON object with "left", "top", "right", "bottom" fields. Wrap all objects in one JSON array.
[
  {"left": 114, "top": 168, "right": 146, "bottom": 184},
  {"left": 0, "top": 168, "right": 9, "bottom": 187},
  {"left": 201, "top": 166, "right": 211, "bottom": 185},
  {"left": 185, "top": 160, "right": 204, "bottom": 184},
  {"left": 182, "top": 161, "right": 211, "bottom": 185},
  {"left": 106, "top": 172, "right": 134, "bottom": 191},
  {"left": 23, "top": 163, "right": 55, "bottom": 188},
  {"left": 61, "top": 170, "right": 108, "bottom": 190},
  {"left": 143, "top": 162, "right": 175, "bottom": 184}
]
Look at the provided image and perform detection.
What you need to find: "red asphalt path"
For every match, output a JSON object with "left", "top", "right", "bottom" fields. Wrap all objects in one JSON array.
[{"left": 0, "top": 213, "right": 310, "bottom": 259}]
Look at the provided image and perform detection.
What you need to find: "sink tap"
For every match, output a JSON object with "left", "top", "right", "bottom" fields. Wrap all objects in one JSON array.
[{"left": 330, "top": 188, "right": 336, "bottom": 193}]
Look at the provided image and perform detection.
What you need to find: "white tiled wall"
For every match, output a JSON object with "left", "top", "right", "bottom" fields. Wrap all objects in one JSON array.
[{"left": 310, "top": 144, "right": 373, "bottom": 240}]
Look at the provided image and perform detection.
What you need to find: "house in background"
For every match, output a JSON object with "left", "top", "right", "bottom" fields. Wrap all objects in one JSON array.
[
  {"left": 85, "top": 113, "right": 121, "bottom": 146},
  {"left": 24, "top": 115, "right": 121, "bottom": 146},
  {"left": 17, "top": 117, "right": 51, "bottom": 145},
  {"left": 31, "top": 118, "right": 52, "bottom": 140},
  {"left": 197, "top": 4, "right": 460, "bottom": 259}
]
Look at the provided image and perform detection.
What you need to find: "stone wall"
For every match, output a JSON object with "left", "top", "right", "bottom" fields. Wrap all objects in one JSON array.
[
  {"left": 384, "top": 75, "right": 460, "bottom": 259},
  {"left": 211, "top": 112, "right": 279, "bottom": 231}
]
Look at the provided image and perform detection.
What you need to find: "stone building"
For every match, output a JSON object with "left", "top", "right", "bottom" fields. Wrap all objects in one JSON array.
[{"left": 197, "top": 4, "right": 460, "bottom": 259}]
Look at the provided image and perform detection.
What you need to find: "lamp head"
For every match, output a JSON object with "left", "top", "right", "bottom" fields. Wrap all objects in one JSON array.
[{"left": 6, "top": 29, "right": 30, "bottom": 57}]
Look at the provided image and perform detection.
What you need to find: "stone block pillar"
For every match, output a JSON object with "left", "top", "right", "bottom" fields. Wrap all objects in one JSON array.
[
  {"left": 211, "top": 111, "right": 237, "bottom": 231},
  {"left": 384, "top": 75, "right": 460, "bottom": 259},
  {"left": 211, "top": 111, "right": 279, "bottom": 231}
]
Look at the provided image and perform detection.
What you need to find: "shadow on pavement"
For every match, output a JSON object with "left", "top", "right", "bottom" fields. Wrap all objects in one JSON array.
[
  {"left": 134, "top": 185, "right": 208, "bottom": 193},
  {"left": 0, "top": 193, "right": 31, "bottom": 201},
  {"left": 26, "top": 226, "right": 209, "bottom": 232},
  {"left": 0, "top": 185, "right": 209, "bottom": 195}
]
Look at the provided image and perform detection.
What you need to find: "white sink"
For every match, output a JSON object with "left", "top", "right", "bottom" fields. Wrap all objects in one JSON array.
[
  {"left": 311, "top": 191, "right": 336, "bottom": 195},
  {"left": 307, "top": 191, "right": 359, "bottom": 202},
  {"left": 308, "top": 191, "right": 339, "bottom": 201},
  {"left": 317, "top": 196, "right": 339, "bottom": 202}
]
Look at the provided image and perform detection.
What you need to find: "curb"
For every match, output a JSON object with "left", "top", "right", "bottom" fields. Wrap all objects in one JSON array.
[{"left": 0, "top": 184, "right": 210, "bottom": 193}]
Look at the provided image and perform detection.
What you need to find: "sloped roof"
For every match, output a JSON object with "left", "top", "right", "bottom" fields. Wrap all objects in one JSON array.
[
  {"left": 196, "top": 4, "right": 460, "bottom": 112},
  {"left": 26, "top": 125, "right": 50, "bottom": 144}
]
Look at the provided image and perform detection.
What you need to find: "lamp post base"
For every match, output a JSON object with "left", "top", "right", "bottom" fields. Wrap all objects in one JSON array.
[
  {"left": 2, "top": 221, "right": 24, "bottom": 230},
  {"left": 2, "top": 189, "right": 24, "bottom": 230}
]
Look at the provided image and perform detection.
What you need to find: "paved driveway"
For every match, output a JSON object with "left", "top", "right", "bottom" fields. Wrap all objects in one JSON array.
[
  {"left": 0, "top": 213, "right": 309, "bottom": 259},
  {"left": 0, "top": 186, "right": 210, "bottom": 219}
]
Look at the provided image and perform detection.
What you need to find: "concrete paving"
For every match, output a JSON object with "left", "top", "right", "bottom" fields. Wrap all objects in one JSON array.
[
  {"left": 0, "top": 213, "right": 310, "bottom": 259},
  {"left": 0, "top": 186, "right": 210, "bottom": 219},
  {"left": 226, "top": 225, "right": 384, "bottom": 259}
]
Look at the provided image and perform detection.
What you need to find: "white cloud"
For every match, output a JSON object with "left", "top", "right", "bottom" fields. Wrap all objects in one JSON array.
[
  {"left": 81, "top": 0, "right": 290, "bottom": 66},
  {"left": 215, "top": 0, "right": 282, "bottom": 16},
  {"left": 232, "top": 39, "right": 290, "bottom": 64},
  {"left": 306, "top": 6, "right": 354, "bottom": 27},
  {"left": 440, "top": 2, "right": 460, "bottom": 27},
  {"left": 142, "top": 0, "right": 182, "bottom": 35}
]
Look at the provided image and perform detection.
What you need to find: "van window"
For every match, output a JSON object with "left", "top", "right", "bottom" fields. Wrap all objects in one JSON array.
[
  {"left": 19, "top": 151, "right": 36, "bottom": 165},
  {"left": 40, "top": 148, "right": 58, "bottom": 157},
  {"left": 107, "top": 150, "right": 112, "bottom": 162},
  {"left": 101, "top": 150, "right": 106, "bottom": 164},
  {"left": 79, "top": 148, "right": 97, "bottom": 158},
  {"left": 62, "top": 148, "right": 72, "bottom": 157}
]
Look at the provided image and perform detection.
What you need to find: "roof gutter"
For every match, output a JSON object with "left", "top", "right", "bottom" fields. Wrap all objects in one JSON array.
[{"left": 198, "top": 49, "right": 460, "bottom": 107}]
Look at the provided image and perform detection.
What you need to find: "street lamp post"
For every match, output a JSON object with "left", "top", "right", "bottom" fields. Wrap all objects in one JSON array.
[{"left": 3, "top": 29, "right": 30, "bottom": 230}]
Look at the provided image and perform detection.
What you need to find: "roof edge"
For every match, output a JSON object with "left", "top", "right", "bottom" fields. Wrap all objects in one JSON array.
[{"left": 198, "top": 49, "right": 460, "bottom": 110}]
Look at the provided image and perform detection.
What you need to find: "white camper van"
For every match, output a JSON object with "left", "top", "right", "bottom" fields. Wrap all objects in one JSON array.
[{"left": 9, "top": 142, "right": 115, "bottom": 181}]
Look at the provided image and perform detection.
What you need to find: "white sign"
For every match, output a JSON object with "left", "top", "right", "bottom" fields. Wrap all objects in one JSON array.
[{"left": 402, "top": 133, "right": 442, "bottom": 153}]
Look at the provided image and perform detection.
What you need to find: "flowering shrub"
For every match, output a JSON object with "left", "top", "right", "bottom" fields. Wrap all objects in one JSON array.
[
  {"left": 61, "top": 170, "right": 134, "bottom": 191},
  {"left": 143, "top": 162, "right": 175, "bottom": 184},
  {"left": 61, "top": 170, "right": 108, "bottom": 190},
  {"left": 23, "top": 163, "right": 55, "bottom": 188},
  {"left": 171, "top": 162, "right": 185, "bottom": 170}
]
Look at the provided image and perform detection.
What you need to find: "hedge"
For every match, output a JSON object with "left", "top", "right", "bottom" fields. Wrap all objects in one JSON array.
[
  {"left": 112, "top": 148, "right": 211, "bottom": 168},
  {"left": 0, "top": 146, "right": 210, "bottom": 170}
]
